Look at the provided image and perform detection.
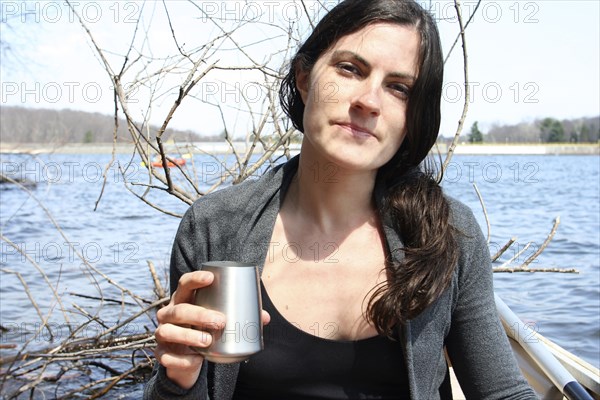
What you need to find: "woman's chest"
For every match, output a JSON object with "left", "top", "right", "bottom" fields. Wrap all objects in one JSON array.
[{"left": 261, "top": 219, "right": 389, "bottom": 341}]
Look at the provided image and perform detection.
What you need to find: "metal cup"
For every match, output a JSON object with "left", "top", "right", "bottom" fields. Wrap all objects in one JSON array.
[{"left": 191, "top": 261, "right": 263, "bottom": 363}]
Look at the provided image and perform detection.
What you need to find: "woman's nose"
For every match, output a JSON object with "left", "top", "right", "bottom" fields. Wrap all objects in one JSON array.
[{"left": 350, "top": 80, "right": 382, "bottom": 117}]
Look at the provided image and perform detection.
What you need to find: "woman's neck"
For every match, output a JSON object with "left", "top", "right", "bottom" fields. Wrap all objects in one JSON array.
[{"left": 286, "top": 143, "right": 379, "bottom": 234}]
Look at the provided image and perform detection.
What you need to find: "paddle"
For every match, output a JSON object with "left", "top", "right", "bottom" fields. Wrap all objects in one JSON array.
[{"left": 495, "top": 294, "right": 593, "bottom": 400}]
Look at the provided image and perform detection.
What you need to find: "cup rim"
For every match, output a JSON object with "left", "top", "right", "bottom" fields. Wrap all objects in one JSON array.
[{"left": 202, "top": 261, "right": 256, "bottom": 268}]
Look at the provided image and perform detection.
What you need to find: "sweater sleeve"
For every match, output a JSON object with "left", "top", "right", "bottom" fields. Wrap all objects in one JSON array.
[
  {"left": 143, "top": 160, "right": 289, "bottom": 400},
  {"left": 143, "top": 204, "right": 210, "bottom": 400},
  {"left": 445, "top": 202, "right": 538, "bottom": 400}
]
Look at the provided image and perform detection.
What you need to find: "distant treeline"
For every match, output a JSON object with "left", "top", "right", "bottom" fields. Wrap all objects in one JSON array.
[
  {"left": 1, "top": 106, "right": 598, "bottom": 145},
  {"left": 452, "top": 116, "right": 600, "bottom": 145},
  {"left": 0, "top": 106, "right": 222, "bottom": 143}
]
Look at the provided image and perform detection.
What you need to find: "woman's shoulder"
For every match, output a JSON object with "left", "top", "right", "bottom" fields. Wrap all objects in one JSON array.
[
  {"left": 185, "top": 158, "right": 295, "bottom": 222},
  {"left": 444, "top": 195, "right": 491, "bottom": 283},
  {"left": 192, "top": 171, "right": 275, "bottom": 215},
  {"left": 444, "top": 195, "right": 490, "bottom": 265},
  {"left": 172, "top": 162, "right": 286, "bottom": 247},
  {"left": 445, "top": 195, "right": 481, "bottom": 237}
]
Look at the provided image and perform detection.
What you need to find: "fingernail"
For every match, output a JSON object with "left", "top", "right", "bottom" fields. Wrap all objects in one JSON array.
[
  {"left": 201, "top": 271, "right": 214, "bottom": 283},
  {"left": 210, "top": 313, "right": 226, "bottom": 326},
  {"left": 198, "top": 332, "right": 212, "bottom": 346}
]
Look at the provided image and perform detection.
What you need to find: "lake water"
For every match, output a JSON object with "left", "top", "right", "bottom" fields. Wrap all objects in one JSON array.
[{"left": 1, "top": 153, "right": 598, "bottom": 398}]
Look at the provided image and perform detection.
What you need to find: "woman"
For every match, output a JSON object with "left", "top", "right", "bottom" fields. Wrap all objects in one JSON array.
[{"left": 145, "top": 0, "right": 537, "bottom": 399}]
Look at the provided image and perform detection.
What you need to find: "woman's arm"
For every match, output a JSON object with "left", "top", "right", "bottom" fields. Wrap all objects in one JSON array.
[
  {"left": 143, "top": 200, "right": 271, "bottom": 399},
  {"left": 144, "top": 205, "right": 215, "bottom": 399},
  {"left": 445, "top": 205, "right": 538, "bottom": 399}
]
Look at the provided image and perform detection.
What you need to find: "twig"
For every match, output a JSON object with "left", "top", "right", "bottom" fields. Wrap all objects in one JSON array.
[
  {"left": 0, "top": 232, "right": 70, "bottom": 325},
  {"left": 473, "top": 183, "right": 491, "bottom": 243},
  {"left": 95, "top": 297, "right": 168, "bottom": 339},
  {"left": 443, "top": 0, "right": 482, "bottom": 64},
  {"left": 493, "top": 267, "right": 578, "bottom": 273},
  {"left": 442, "top": 0, "right": 471, "bottom": 173},
  {"left": 83, "top": 361, "right": 123, "bottom": 377},
  {"left": 122, "top": 181, "right": 187, "bottom": 217},
  {"left": 93, "top": 90, "right": 119, "bottom": 211},
  {"left": 300, "top": 0, "right": 316, "bottom": 30},
  {"left": 56, "top": 361, "right": 151, "bottom": 400},
  {"left": 147, "top": 261, "right": 166, "bottom": 300},
  {"left": 498, "top": 242, "right": 532, "bottom": 268},
  {"left": 162, "top": 0, "right": 190, "bottom": 59},
  {"left": 519, "top": 217, "right": 561, "bottom": 268},
  {"left": 238, "top": 128, "right": 296, "bottom": 181},
  {"left": 71, "top": 304, "right": 109, "bottom": 330},
  {"left": 1, "top": 268, "right": 53, "bottom": 340},
  {"left": 491, "top": 237, "right": 517, "bottom": 262},
  {"left": 29, "top": 335, "right": 155, "bottom": 360},
  {"left": 69, "top": 293, "right": 139, "bottom": 306}
]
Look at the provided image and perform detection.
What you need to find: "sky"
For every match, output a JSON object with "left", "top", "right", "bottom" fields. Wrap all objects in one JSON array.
[{"left": 1, "top": 0, "right": 599, "bottom": 139}]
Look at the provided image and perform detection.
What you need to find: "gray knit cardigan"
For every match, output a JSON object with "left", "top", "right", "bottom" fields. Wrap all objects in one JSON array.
[{"left": 144, "top": 156, "right": 537, "bottom": 400}]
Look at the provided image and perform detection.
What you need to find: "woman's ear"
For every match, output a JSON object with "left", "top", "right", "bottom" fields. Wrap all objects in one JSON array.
[{"left": 295, "top": 66, "right": 310, "bottom": 105}]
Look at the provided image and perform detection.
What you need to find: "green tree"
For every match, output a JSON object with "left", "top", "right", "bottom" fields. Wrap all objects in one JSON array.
[
  {"left": 539, "top": 118, "right": 565, "bottom": 143},
  {"left": 468, "top": 121, "right": 483, "bottom": 143},
  {"left": 569, "top": 131, "right": 578, "bottom": 142},
  {"left": 83, "top": 130, "right": 94, "bottom": 143},
  {"left": 579, "top": 124, "right": 592, "bottom": 143}
]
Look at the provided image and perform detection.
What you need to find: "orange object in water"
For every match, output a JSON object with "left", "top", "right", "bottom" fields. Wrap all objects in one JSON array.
[{"left": 151, "top": 158, "right": 186, "bottom": 168}]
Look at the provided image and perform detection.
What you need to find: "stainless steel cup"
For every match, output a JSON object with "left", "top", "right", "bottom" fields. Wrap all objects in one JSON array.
[{"left": 191, "top": 261, "right": 263, "bottom": 363}]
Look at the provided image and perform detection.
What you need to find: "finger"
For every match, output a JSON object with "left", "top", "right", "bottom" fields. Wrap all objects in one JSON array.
[
  {"left": 155, "top": 323, "right": 213, "bottom": 348},
  {"left": 156, "top": 302, "right": 226, "bottom": 329},
  {"left": 261, "top": 310, "right": 271, "bottom": 326},
  {"left": 155, "top": 346, "right": 204, "bottom": 371},
  {"left": 171, "top": 271, "right": 214, "bottom": 304}
]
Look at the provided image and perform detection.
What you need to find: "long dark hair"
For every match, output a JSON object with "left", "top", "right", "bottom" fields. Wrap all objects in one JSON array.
[{"left": 279, "top": 0, "right": 459, "bottom": 333}]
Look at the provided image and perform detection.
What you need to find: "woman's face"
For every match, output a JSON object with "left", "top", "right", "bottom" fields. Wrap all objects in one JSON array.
[{"left": 297, "top": 22, "right": 420, "bottom": 173}]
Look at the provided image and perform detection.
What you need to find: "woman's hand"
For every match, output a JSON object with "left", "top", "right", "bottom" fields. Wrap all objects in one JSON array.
[
  {"left": 154, "top": 271, "right": 222, "bottom": 389},
  {"left": 154, "top": 271, "right": 270, "bottom": 390}
]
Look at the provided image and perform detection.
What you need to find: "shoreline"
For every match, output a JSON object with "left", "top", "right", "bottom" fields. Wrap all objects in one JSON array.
[
  {"left": 441, "top": 143, "right": 599, "bottom": 155},
  {"left": 1, "top": 142, "right": 598, "bottom": 156}
]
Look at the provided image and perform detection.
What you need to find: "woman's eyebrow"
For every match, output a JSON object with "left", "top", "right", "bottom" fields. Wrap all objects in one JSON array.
[
  {"left": 332, "top": 50, "right": 370, "bottom": 68},
  {"left": 331, "top": 50, "right": 416, "bottom": 82}
]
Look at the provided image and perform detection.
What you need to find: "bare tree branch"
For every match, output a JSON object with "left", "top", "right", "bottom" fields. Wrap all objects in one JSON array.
[
  {"left": 442, "top": 0, "right": 471, "bottom": 172},
  {"left": 473, "top": 183, "right": 491, "bottom": 243},
  {"left": 491, "top": 237, "right": 517, "bottom": 262},
  {"left": 443, "top": 0, "right": 482, "bottom": 64},
  {"left": 519, "top": 217, "right": 561, "bottom": 268}
]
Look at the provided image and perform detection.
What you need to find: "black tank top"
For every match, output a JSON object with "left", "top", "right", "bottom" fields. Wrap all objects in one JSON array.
[{"left": 232, "top": 281, "right": 410, "bottom": 399}]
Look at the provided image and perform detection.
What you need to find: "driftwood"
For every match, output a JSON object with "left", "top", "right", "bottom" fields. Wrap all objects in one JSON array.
[
  {"left": 489, "top": 217, "right": 575, "bottom": 273},
  {"left": 0, "top": 175, "right": 167, "bottom": 397},
  {"left": 0, "top": 254, "right": 167, "bottom": 398},
  {"left": 493, "top": 267, "right": 578, "bottom": 274},
  {"left": 470, "top": 182, "right": 575, "bottom": 274}
]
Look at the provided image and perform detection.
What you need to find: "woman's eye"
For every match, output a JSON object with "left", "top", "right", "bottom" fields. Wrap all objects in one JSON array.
[
  {"left": 389, "top": 83, "right": 410, "bottom": 99},
  {"left": 336, "top": 63, "right": 360, "bottom": 76}
]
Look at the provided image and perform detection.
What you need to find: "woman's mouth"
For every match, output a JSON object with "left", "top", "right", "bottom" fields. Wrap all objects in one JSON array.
[{"left": 337, "top": 123, "right": 376, "bottom": 139}]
